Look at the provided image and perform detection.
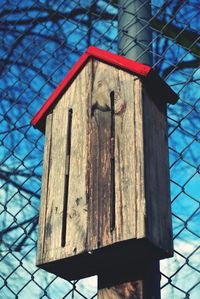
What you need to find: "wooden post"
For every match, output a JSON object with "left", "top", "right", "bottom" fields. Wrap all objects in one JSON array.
[
  {"left": 118, "top": 0, "right": 152, "bottom": 65},
  {"left": 98, "top": 261, "right": 161, "bottom": 299}
]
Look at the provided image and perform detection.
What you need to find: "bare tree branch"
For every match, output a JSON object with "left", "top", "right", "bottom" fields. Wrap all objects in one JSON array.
[
  {"left": 151, "top": 19, "right": 200, "bottom": 58},
  {"left": 0, "top": 172, "right": 40, "bottom": 199},
  {"left": 163, "top": 59, "right": 200, "bottom": 77},
  {"left": 0, "top": 215, "right": 38, "bottom": 235}
]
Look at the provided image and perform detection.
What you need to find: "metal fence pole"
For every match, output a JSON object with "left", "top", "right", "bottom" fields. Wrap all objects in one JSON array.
[{"left": 118, "top": 0, "right": 152, "bottom": 65}]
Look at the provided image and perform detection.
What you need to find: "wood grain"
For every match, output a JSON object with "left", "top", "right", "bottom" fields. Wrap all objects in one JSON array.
[
  {"left": 98, "top": 281, "right": 143, "bottom": 299},
  {"left": 88, "top": 60, "right": 146, "bottom": 250},
  {"left": 88, "top": 60, "right": 113, "bottom": 250},
  {"left": 39, "top": 61, "right": 92, "bottom": 263},
  {"left": 65, "top": 61, "right": 91, "bottom": 257},
  {"left": 42, "top": 86, "right": 69, "bottom": 261}
]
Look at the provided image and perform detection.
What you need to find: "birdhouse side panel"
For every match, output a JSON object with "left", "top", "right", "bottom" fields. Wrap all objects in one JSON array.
[
  {"left": 65, "top": 61, "right": 92, "bottom": 257},
  {"left": 142, "top": 85, "right": 173, "bottom": 256}
]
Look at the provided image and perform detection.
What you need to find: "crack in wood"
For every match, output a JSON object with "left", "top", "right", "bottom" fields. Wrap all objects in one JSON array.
[
  {"left": 110, "top": 90, "right": 116, "bottom": 232},
  {"left": 61, "top": 108, "right": 73, "bottom": 247}
]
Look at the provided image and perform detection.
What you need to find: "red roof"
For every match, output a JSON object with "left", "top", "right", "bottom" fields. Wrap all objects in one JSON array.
[{"left": 31, "top": 46, "right": 178, "bottom": 132}]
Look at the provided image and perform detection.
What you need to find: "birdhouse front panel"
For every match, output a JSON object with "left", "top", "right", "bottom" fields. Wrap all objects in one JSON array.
[{"left": 32, "top": 47, "right": 178, "bottom": 280}]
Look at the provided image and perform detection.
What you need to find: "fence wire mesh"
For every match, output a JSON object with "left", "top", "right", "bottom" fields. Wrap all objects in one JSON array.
[{"left": 0, "top": 0, "right": 199, "bottom": 298}]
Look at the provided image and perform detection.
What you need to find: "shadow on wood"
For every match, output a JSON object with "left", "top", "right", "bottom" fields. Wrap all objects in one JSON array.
[{"left": 98, "top": 261, "right": 161, "bottom": 299}]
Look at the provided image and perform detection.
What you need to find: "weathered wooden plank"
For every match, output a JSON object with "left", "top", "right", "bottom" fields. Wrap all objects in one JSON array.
[
  {"left": 133, "top": 79, "right": 145, "bottom": 239},
  {"left": 65, "top": 61, "right": 91, "bottom": 256},
  {"left": 88, "top": 59, "right": 112, "bottom": 249},
  {"left": 87, "top": 114, "right": 100, "bottom": 250},
  {"left": 42, "top": 61, "right": 92, "bottom": 262},
  {"left": 42, "top": 91, "right": 69, "bottom": 261},
  {"left": 36, "top": 113, "right": 53, "bottom": 265},
  {"left": 88, "top": 60, "right": 146, "bottom": 250},
  {"left": 114, "top": 72, "right": 145, "bottom": 243}
]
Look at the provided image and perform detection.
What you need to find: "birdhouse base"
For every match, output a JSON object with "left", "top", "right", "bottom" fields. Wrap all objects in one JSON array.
[{"left": 37, "top": 238, "right": 172, "bottom": 280}]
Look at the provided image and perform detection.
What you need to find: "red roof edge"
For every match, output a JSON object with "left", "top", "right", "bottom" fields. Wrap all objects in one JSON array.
[
  {"left": 87, "top": 46, "right": 151, "bottom": 76},
  {"left": 31, "top": 46, "right": 178, "bottom": 132}
]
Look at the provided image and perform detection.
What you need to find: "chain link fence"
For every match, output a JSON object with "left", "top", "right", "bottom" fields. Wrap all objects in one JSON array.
[{"left": 0, "top": 0, "right": 199, "bottom": 298}]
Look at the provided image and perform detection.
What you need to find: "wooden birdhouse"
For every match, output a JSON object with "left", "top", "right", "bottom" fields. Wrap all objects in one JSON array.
[{"left": 31, "top": 46, "right": 178, "bottom": 280}]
